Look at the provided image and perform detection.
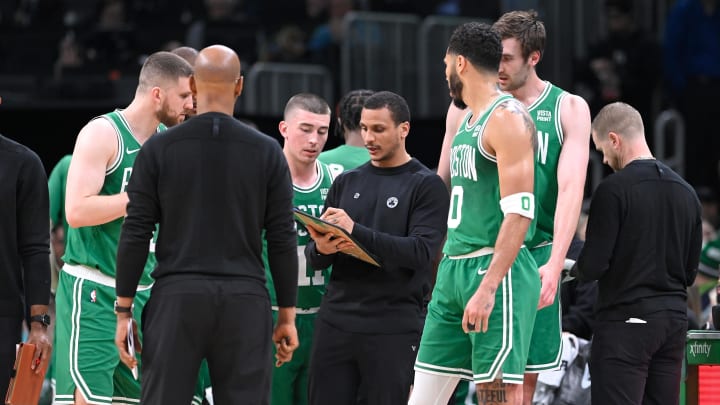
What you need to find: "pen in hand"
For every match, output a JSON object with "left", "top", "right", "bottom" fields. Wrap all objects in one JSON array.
[{"left": 275, "top": 337, "right": 291, "bottom": 367}]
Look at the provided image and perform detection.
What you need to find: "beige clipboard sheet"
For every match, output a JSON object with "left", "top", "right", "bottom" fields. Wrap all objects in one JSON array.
[{"left": 293, "top": 208, "right": 382, "bottom": 267}]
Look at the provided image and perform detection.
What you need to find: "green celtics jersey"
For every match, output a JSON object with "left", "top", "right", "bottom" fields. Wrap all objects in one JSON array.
[
  {"left": 264, "top": 160, "right": 335, "bottom": 309},
  {"left": 48, "top": 154, "right": 72, "bottom": 238},
  {"left": 63, "top": 111, "right": 162, "bottom": 285},
  {"left": 320, "top": 144, "right": 370, "bottom": 179},
  {"left": 699, "top": 236, "right": 720, "bottom": 278},
  {"left": 527, "top": 82, "right": 567, "bottom": 248},
  {"left": 444, "top": 94, "right": 536, "bottom": 256}
]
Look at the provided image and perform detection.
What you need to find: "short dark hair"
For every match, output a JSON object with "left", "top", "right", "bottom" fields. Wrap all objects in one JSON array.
[
  {"left": 137, "top": 51, "right": 193, "bottom": 92},
  {"left": 336, "top": 89, "right": 374, "bottom": 135},
  {"left": 363, "top": 91, "right": 410, "bottom": 125},
  {"left": 447, "top": 22, "right": 502, "bottom": 73},
  {"left": 492, "top": 10, "right": 546, "bottom": 61},
  {"left": 284, "top": 93, "right": 331, "bottom": 118}
]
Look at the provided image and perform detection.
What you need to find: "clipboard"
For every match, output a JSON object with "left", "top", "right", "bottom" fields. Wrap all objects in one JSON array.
[
  {"left": 293, "top": 208, "right": 382, "bottom": 267},
  {"left": 4, "top": 343, "right": 48, "bottom": 405}
]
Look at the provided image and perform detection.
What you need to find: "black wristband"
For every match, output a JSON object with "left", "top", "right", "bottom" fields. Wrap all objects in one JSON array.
[
  {"left": 114, "top": 300, "right": 134, "bottom": 314},
  {"left": 29, "top": 314, "right": 51, "bottom": 327}
]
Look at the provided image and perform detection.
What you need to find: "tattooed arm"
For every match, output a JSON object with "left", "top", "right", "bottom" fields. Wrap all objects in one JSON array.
[{"left": 462, "top": 97, "right": 536, "bottom": 334}]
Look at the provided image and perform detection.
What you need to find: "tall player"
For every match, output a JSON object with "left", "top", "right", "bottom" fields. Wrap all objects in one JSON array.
[
  {"left": 492, "top": 11, "right": 591, "bottom": 403},
  {"left": 54, "top": 52, "right": 193, "bottom": 405},
  {"left": 437, "top": 11, "right": 591, "bottom": 404},
  {"left": 264, "top": 93, "right": 334, "bottom": 405},
  {"left": 411, "top": 22, "right": 539, "bottom": 405}
]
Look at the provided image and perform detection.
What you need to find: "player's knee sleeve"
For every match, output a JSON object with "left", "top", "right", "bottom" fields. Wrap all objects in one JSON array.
[{"left": 408, "top": 371, "right": 460, "bottom": 405}]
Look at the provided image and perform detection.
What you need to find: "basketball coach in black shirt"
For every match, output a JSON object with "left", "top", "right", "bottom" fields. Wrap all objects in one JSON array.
[
  {"left": 304, "top": 91, "right": 449, "bottom": 404},
  {"left": 115, "top": 45, "right": 299, "bottom": 404},
  {"left": 574, "top": 102, "right": 702, "bottom": 405}
]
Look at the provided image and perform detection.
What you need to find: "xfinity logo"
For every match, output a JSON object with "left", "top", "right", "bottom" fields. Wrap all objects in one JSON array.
[{"left": 688, "top": 342, "right": 712, "bottom": 357}]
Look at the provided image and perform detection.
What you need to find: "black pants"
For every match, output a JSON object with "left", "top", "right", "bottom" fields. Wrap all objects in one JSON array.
[
  {"left": 590, "top": 316, "right": 686, "bottom": 405},
  {"left": 0, "top": 317, "right": 22, "bottom": 400},
  {"left": 140, "top": 277, "right": 273, "bottom": 405},
  {"left": 308, "top": 318, "right": 419, "bottom": 405}
]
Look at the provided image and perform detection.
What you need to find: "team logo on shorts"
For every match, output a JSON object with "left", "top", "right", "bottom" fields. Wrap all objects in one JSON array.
[
  {"left": 90, "top": 290, "right": 97, "bottom": 303},
  {"left": 386, "top": 197, "right": 398, "bottom": 208}
]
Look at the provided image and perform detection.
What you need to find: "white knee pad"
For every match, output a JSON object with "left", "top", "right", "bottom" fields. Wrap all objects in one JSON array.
[{"left": 408, "top": 370, "right": 461, "bottom": 405}]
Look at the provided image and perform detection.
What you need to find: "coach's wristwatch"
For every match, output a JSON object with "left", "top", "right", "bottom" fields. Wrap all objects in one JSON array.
[
  {"left": 114, "top": 300, "right": 134, "bottom": 316},
  {"left": 30, "top": 313, "right": 51, "bottom": 327}
]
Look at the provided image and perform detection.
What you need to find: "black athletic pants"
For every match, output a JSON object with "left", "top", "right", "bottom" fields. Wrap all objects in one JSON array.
[
  {"left": 0, "top": 316, "right": 22, "bottom": 400},
  {"left": 590, "top": 316, "right": 687, "bottom": 405},
  {"left": 308, "top": 318, "right": 419, "bottom": 405},
  {"left": 140, "top": 277, "right": 273, "bottom": 405}
]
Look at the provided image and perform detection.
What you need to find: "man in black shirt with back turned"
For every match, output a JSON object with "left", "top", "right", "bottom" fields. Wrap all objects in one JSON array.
[
  {"left": 114, "top": 45, "right": 299, "bottom": 404},
  {"left": 0, "top": 131, "right": 52, "bottom": 399},
  {"left": 574, "top": 102, "right": 702, "bottom": 405},
  {"left": 304, "top": 91, "right": 449, "bottom": 404}
]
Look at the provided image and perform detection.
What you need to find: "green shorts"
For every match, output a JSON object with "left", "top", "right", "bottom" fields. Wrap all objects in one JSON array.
[
  {"left": 526, "top": 244, "right": 563, "bottom": 372},
  {"left": 270, "top": 310, "right": 318, "bottom": 405},
  {"left": 415, "top": 247, "right": 540, "bottom": 384},
  {"left": 53, "top": 270, "right": 149, "bottom": 405},
  {"left": 193, "top": 360, "right": 211, "bottom": 405}
]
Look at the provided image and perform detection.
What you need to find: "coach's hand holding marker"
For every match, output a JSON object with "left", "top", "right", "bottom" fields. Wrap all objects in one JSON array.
[
  {"left": 305, "top": 207, "right": 353, "bottom": 253},
  {"left": 321, "top": 207, "right": 354, "bottom": 234},
  {"left": 273, "top": 307, "right": 299, "bottom": 367},
  {"left": 275, "top": 337, "right": 292, "bottom": 367}
]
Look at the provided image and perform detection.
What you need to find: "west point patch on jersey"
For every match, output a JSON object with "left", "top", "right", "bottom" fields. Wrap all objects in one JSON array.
[{"left": 536, "top": 109, "right": 552, "bottom": 122}]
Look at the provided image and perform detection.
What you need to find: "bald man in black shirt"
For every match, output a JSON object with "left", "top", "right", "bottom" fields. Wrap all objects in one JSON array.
[
  {"left": 115, "top": 45, "right": 299, "bottom": 404},
  {"left": 575, "top": 102, "right": 702, "bottom": 405}
]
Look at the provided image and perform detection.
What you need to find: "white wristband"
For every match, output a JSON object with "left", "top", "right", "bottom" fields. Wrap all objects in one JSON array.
[{"left": 499, "top": 192, "right": 535, "bottom": 219}]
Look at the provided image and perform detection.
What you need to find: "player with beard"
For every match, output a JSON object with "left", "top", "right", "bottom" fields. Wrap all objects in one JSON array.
[
  {"left": 54, "top": 51, "right": 193, "bottom": 405},
  {"left": 492, "top": 11, "right": 592, "bottom": 404},
  {"left": 410, "top": 22, "right": 539, "bottom": 405},
  {"left": 171, "top": 46, "right": 199, "bottom": 121},
  {"left": 438, "top": 13, "right": 591, "bottom": 402}
]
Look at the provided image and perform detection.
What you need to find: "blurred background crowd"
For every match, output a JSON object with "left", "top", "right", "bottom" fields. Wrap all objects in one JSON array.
[
  {"left": 0, "top": 0, "right": 718, "bottom": 250},
  {"left": 2, "top": 1, "right": 720, "bottom": 403}
]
